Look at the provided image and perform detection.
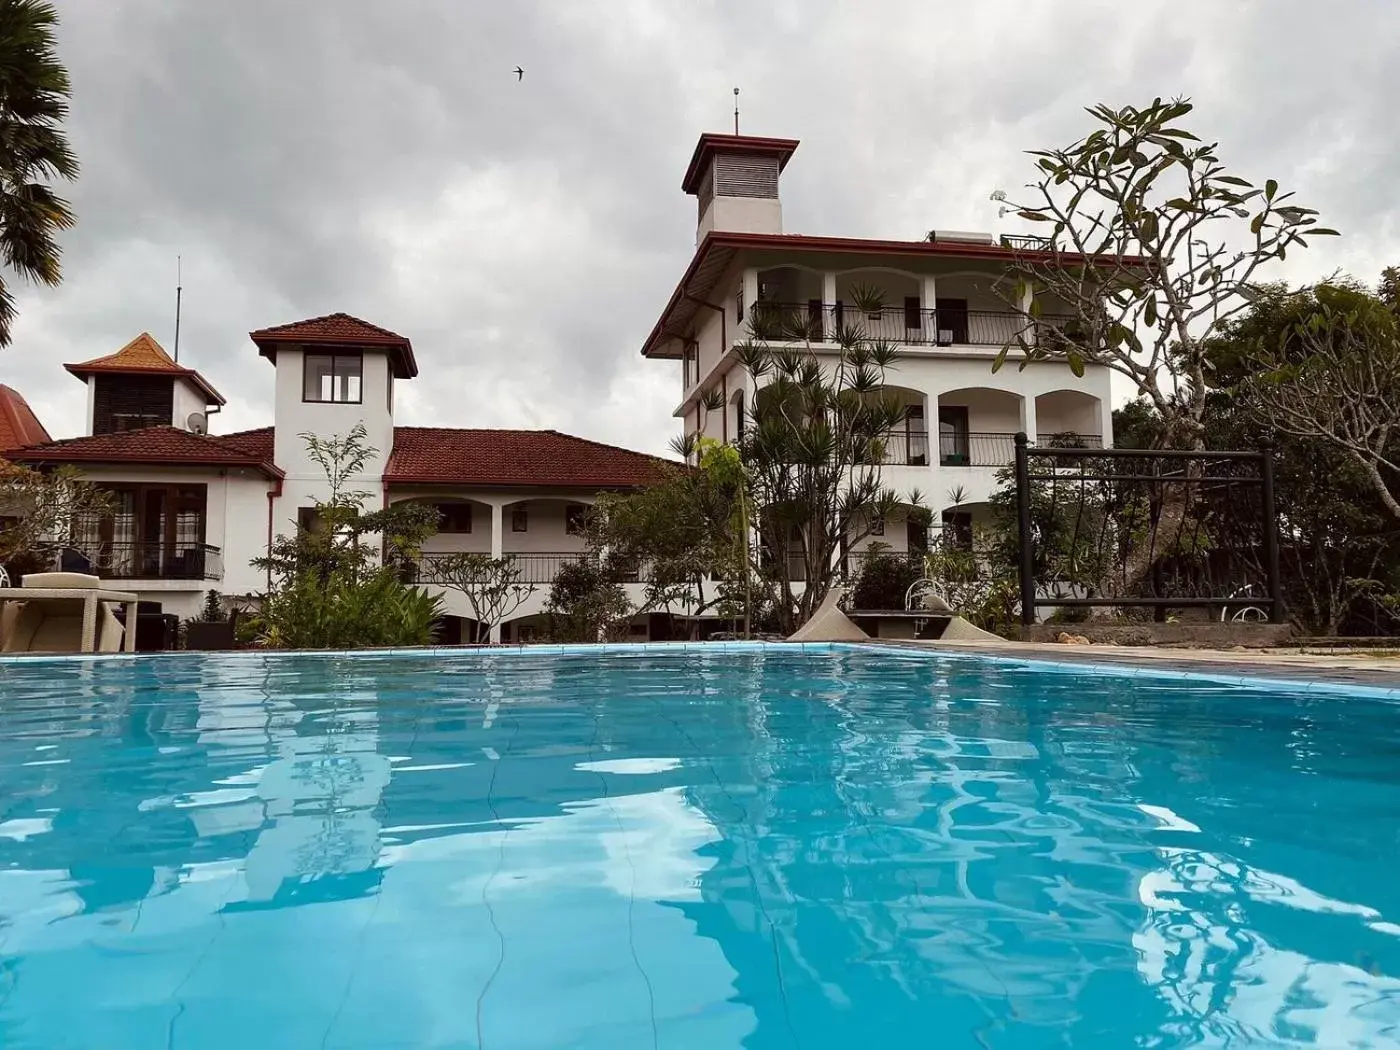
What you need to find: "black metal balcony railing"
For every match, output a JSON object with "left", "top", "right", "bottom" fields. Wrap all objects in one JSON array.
[
  {"left": 938, "top": 432, "right": 1018, "bottom": 467},
  {"left": 80, "top": 542, "right": 224, "bottom": 581},
  {"left": 414, "top": 551, "right": 643, "bottom": 586},
  {"left": 867, "top": 430, "right": 1103, "bottom": 469},
  {"left": 871, "top": 429, "right": 930, "bottom": 466},
  {"left": 748, "top": 302, "right": 1079, "bottom": 348}
]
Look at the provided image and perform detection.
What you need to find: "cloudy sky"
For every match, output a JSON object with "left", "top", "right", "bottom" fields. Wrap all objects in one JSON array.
[{"left": 4, "top": 0, "right": 1396, "bottom": 453}]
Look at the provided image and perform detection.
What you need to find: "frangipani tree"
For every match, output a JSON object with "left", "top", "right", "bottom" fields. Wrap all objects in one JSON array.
[{"left": 994, "top": 97, "right": 1336, "bottom": 449}]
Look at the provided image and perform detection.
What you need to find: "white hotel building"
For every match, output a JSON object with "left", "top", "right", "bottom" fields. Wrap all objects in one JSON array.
[
  {"left": 640, "top": 132, "right": 1114, "bottom": 556},
  {"left": 2, "top": 130, "right": 1114, "bottom": 638}
]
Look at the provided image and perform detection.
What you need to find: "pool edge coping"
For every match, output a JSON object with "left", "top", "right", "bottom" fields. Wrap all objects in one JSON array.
[{"left": 2, "top": 638, "right": 1398, "bottom": 699}]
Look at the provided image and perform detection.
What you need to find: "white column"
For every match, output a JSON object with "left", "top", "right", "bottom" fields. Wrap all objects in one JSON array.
[
  {"left": 489, "top": 503, "right": 505, "bottom": 644},
  {"left": 926, "top": 391, "right": 939, "bottom": 467},
  {"left": 1018, "top": 281, "right": 1036, "bottom": 347},
  {"left": 918, "top": 275, "right": 940, "bottom": 341},
  {"left": 742, "top": 268, "right": 759, "bottom": 336},
  {"left": 1020, "top": 395, "right": 1038, "bottom": 445},
  {"left": 1098, "top": 397, "right": 1114, "bottom": 448},
  {"left": 822, "top": 271, "right": 838, "bottom": 341}
]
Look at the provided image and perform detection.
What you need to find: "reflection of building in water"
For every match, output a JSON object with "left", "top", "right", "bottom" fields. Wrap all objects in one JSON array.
[
  {"left": 0, "top": 659, "right": 224, "bottom": 915},
  {"left": 192, "top": 661, "right": 391, "bottom": 905}
]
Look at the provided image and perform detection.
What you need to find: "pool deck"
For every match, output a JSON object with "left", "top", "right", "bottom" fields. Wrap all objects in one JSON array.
[{"left": 870, "top": 638, "right": 1400, "bottom": 692}]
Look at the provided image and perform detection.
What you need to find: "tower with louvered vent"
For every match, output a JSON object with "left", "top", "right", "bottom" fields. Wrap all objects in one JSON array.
[{"left": 681, "top": 133, "right": 800, "bottom": 244}]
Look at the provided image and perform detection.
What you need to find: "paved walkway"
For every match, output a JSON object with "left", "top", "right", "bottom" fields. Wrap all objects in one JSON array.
[{"left": 874, "top": 639, "right": 1400, "bottom": 691}]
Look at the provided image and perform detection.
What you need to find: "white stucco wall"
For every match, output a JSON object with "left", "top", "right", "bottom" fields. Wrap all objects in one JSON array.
[
  {"left": 60, "top": 465, "right": 274, "bottom": 610},
  {"left": 698, "top": 196, "right": 783, "bottom": 241},
  {"left": 171, "top": 377, "right": 211, "bottom": 430},
  {"left": 270, "top": 346, "right": 396, "bottom": 535}
]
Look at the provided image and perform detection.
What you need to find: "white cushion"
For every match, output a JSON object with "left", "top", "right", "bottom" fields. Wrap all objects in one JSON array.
[{"left": 21, "top": 572, "right": 102, "bottom": 590}]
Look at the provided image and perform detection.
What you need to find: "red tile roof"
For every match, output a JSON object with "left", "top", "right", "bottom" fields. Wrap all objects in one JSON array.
[
  {"left": 0, "top": 384, "right": 51, "bottom": 452},
  {"left": 64, "top": 332, "right": 226, "bottom": 405},
  {"left": 9, "top": 426, "right": 282, "bottom": 479},
  {"left": 250, "top": 312, "right": 417, "bottom": 379},
  {"left": 215, "top": 425, "right": 274, "bottom": 462},
  {"left": 387, "top": 428, "right": 673, "bottom": 488},
  {"left": 10, "top": 424, "right": 671, "bottom": 490}
]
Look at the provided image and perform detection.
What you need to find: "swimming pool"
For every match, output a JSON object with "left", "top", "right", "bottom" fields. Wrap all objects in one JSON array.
[{"left": 1, "top": 644, "right": 1397, "bottom": 1048}]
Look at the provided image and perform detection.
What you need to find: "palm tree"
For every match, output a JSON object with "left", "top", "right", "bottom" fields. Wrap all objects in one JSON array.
[{"left": 0, "top": 0, "right": 77, "bottom": 347}]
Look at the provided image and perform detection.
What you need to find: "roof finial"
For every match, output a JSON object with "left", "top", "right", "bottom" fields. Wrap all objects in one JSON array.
[{"left": 733, "top": 87, "right": 740, "bottom": 135}]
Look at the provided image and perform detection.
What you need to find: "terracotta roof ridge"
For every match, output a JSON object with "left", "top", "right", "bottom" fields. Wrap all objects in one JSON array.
[
  {"left": 392, "top": 425, "right": 554, "bottom": 435},
  {"left": 22, "top": 424, "right": 248, "bottom": 453},
  {"left": 530, "top": 428, "right": 678, "bottom": 463},
  {"left": 250, "top": 311, "right": 408, "bottom": 342}
]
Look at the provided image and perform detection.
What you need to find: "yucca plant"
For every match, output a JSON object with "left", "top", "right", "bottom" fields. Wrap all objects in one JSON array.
[{"left": 733, "top": 324, "right": 925, "bottom": 633}]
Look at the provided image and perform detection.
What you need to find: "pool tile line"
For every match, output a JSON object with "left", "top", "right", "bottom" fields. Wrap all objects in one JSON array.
[
  {"left": 474, "top": 710, "right": 523, "bottom": 1050},
  {"left": 584, "top": 699, "right": 662, "bottom": 1050}
]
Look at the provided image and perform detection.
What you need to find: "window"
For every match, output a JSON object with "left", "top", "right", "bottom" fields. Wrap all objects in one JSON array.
[
  {"left": 869, "top": 516, "right": 885, "bottom": 537},
  {"left": 683, "top": 343, "right": 697, "bottom": 389},
  {"left": 934, "top": 298, "right": 969, "bottom": 345},
  {"left": 297, "top": 506, "right": 322, "bottom": 533},
  {"left": 511, "top": 508, "right": 528, "bottom": 532},
  {"left": 904, "top": 296, "right": 922, "bottom": 331},
  {"left": 303, "top": 353, "right": 363, "bottom": 403},
  {"left": 92, "top": 375, "right": 174, "bottom": 436},
  {"left": 112, "top": 412, "right": 169, "bottom": 432},
  {"left": 733, "top": 388, "right": 745, "bottom": 442},
  {"left": 436, "top": 502, "right": 472, "bottom": 533},
  {"left": 735, "top": 288, "right": 744, "bottom": 323},
  {"left": 565, "top": 504, "right": 586, "bottom": 536},
  {"left": 942, "top": 511, "right": 974, "bottom": 551},
  {"left": 939, "top": 406, "right": 970, "bottom": 465}
]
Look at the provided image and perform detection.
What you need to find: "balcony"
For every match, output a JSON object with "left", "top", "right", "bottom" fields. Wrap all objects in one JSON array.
[
  {"left": 80, "top": 542, "right": 224, "bottom": 582},
  {"left": 414, "top": 551, "right": 643, "bottom": 587},
  {"left": 748, "top": 302, "right": 1077, "bottom": 348},
  {"left": 869, "top": 430, "right": 1104, "bottom": 469}
]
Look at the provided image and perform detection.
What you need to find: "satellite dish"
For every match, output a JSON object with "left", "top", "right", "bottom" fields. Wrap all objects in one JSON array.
[{"left": 186, "top": 411, "right": 207, "bottom": 435}]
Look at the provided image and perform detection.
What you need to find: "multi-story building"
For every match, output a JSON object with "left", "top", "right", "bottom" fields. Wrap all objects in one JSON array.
[
  {"left": 6, "top": 315, "right": 672, "bottom": 641},
  {"left": 640, "top": 132, "right": 1115, "bottom": 561}
]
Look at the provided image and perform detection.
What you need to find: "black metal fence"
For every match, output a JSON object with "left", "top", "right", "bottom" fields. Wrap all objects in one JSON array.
[{"left": 1012, "top": 433, "right": 1282, "bottom": 625}]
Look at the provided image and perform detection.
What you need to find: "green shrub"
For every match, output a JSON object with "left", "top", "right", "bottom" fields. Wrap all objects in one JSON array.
[
  {"left": 544, "top": 559, "right": 633, "bottom": 643},
  {"left": 259, "top": 567, "right": 442, "bottom": 650},
  {"left": 851, "top": 544, "right": 922, "bottom": 610}
]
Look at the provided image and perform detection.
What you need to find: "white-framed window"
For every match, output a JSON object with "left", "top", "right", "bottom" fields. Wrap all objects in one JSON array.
[{"left": 303, "top": 353, "right": 363, "bottom": 404}]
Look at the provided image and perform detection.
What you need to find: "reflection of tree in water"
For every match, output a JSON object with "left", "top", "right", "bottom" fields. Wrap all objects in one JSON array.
[
  {"left": 1134, "top": 845, "right": 1400, "bottom": 1044},
  {"left": 672, "top": 655, "right": 1150, "bottom": 1044}
]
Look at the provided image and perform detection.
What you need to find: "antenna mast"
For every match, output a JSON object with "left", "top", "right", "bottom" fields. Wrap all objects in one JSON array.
[
  {"left": 733, "top": 87, "right": 740, "bottom": 134},
  {"left": 173, "top": 255, "right": 183, "bottom": 363}
]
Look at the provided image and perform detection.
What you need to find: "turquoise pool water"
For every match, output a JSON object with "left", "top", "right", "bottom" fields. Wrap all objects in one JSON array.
[{"left": 0, "top": 645, "right": 1397, "bottom": 1048}]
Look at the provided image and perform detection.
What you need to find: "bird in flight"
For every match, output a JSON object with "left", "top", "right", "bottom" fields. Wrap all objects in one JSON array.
[{"left": 514, "top": 66, "right": 524, "bottom": 81}]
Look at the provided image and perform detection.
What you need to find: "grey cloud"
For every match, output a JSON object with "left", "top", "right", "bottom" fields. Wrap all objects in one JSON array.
[{"left": 1, "top": 0, "right": 1396, "bottom": 453}]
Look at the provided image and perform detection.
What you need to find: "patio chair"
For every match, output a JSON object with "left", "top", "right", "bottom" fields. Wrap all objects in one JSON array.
[{"left": 0, "top": 573, "right": 126, "bottom": 654}]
